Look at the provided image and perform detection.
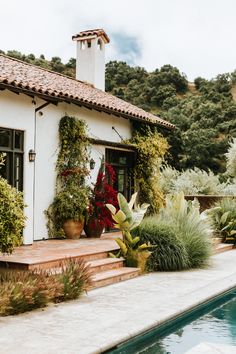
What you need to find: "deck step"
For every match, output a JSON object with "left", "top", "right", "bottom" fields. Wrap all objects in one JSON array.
[
  {"left": 87, "top": 257, "right": 124, "bottom": 273},
  {"left": 91, "top": 267, "right": 140, "bottom": 289},
  {"left": 214, "top": 243, "right": 234, "bottom": 254}
]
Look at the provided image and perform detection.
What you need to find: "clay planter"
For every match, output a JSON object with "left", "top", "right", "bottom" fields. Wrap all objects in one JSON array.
[
  {"left": 84, "top": 218, "right": 104, "bottom": 238},
  {"left": 63, "top": 219, "right": 84, "bottom": 239}
]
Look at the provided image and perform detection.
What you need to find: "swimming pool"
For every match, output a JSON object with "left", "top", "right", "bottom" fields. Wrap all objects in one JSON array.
[{"left": 106, "top": 288, "right": 236, "bottom": 354}]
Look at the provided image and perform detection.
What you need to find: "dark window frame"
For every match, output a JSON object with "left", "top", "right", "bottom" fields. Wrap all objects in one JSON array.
[
  {"left": 0, "top": 128, "right": 24, "bottom": 191},
  {"left": 105, "top": 148, "right": 135, "bottom": 200}
]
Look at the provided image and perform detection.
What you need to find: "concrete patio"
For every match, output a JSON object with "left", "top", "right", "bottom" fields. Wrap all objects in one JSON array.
[{"left": 0, "top": 249, "right": 236, "bottom": 354}]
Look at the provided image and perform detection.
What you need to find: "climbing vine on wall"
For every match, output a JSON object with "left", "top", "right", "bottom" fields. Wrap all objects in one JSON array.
[
  {"left": 45, "top": 115, "right": 90, "bottom": 238},
  {"left": 127, "top": 123, "right": 169, "bottom": 214}
]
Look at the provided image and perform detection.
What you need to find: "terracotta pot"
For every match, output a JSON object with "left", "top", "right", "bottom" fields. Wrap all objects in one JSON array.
[
  {"left": 63, "top": 219, "right": 84, "bottom": 239},
  {"left": 84, "top": 218, "right": 104, "bottom": 238}
]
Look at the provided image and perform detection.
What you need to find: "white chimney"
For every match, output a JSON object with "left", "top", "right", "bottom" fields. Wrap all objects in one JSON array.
[{"left": 72, "top": 29, "right": 110, "bottom": 91}]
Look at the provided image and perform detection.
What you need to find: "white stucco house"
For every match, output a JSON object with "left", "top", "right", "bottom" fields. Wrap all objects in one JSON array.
[{"left": 0, "top": 29, "right": 174, "bottom": 245}]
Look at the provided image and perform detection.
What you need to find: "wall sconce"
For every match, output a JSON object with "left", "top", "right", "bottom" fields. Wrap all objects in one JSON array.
[
  {"left": 28, "top": 149, "right": 36, "bottom": 162},
  {"left": 90, "top": 158, "right": 95, "bottom": 170}
]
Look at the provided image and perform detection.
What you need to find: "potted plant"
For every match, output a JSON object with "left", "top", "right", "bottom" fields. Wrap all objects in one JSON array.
[
  {"left": 52, "top": 186, "right": 89, "bottom": 239},
  {"left": 84, "top": 159, "right": 118, "bottom": 238}
]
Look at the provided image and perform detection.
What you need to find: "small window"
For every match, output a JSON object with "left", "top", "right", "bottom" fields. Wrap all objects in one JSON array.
[
  {"left": 87, "top": 40, "right": 91, "bottom": 48},
  {"left": 97, "top": 39, "right": 102, "bottom": 50},
  {"left": 0, "top": 129, "right": 11, "bottom": 148}
]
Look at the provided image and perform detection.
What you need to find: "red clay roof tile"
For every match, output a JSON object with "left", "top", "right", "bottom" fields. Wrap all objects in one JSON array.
[
  {"left": 72, "top": 29, "right": 110, "bottom": 43},
  {"left": 0, "top": 54, "right": 174, "bottom": 129}
]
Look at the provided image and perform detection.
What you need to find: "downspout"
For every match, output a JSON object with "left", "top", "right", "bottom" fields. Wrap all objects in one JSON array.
[{"left": 32, "top": 101, "right": 51, "bottom": 241}]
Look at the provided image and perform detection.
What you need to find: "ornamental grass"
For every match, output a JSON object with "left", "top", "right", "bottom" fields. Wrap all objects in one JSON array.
[{"left": 0, "top": 258, "right": 92, "bottom": 316}]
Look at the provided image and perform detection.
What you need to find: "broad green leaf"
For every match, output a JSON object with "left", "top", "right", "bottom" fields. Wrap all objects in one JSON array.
[
  {"left": 112, "top": 210, "right": 126, "bottom": 224},
  {"left": 106, "top": 204, "right": 116, "bottom": 215},
  {"left": 116, "top": 238, "right": 127, "bottom": 255},
  {"left": 128, "top": 192, "right": 138, "bottom": 210},
  {"left": 118, "top": 193, "right": 132, "bottom": 222}
]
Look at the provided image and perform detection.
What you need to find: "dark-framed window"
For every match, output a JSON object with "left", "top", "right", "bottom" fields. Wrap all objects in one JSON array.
[
  {"left": 0, "top": 128, "right": 24, "bottom": 191},
  {"left": 105, "top": 148, "right": 135, "bottom": 200}
]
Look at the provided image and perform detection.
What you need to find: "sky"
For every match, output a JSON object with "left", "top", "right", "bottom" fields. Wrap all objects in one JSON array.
[{"left": 0, "top": 0, "right": 236, "bottom": 81}]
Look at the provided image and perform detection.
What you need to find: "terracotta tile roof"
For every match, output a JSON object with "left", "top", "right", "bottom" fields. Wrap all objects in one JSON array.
[
  {"left": 0, "top": 54, "right": 174, "bottom": 130},
  {"left": 72, "top": 29, "right": 110, "bottom": 43}
]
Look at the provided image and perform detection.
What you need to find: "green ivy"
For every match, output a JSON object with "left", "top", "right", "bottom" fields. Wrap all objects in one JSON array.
[
  {"left": 46, "top": 116, "right": 90, "bottom": 237},
  {"left": 127, "top": 124, "right": 169, "bottom": 214}
]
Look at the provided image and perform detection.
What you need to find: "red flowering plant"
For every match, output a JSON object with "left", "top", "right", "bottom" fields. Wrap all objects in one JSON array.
[{"left": 84, "top": 159, "right": 118, "bottom": 237}]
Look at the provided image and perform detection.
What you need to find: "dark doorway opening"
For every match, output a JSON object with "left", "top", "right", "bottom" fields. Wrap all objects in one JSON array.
[{"left": 105, "top": 148, "right": 135, "bottom": 200}]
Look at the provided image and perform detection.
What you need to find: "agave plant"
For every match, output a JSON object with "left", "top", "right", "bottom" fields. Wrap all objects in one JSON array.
[{"left": 106, "top": 193, "right": 152, "bottom": 272}]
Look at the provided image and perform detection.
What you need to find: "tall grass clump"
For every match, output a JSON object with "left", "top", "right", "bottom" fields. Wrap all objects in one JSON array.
[
  {"left": 132, "top": 218, "right": 189, "bottom": 271},
  {"left": 133, "top": 192, "right": 213, "bottom": 271},
  {"left": 54, "top": 258, "right": 92, "bottom": 302}
]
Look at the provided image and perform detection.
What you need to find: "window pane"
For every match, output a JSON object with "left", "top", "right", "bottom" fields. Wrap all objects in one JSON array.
[
  {"left": 119, "top": 156, "right": 127, "bottom": 165},
  {"left": 14, "top": 154, "right": 23, "bottom": 191},
  {"left": 14, "top": 131, "right": 23, "bottom": 150},
  {"left": 117, "top": 169, "right": 125, "bottom": 192},
  {"left": 0, "top": 129, "right": 11, "bottom": 148}
]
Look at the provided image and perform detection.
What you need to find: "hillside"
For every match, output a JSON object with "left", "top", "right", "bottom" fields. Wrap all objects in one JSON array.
[{"left": 1, "top": 49, "right": 236, "bottom": 174}]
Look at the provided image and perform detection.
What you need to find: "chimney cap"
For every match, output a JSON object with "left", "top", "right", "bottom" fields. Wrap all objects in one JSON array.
[{"left": 72, "top": 29, "right": 110, "bottom": 43}]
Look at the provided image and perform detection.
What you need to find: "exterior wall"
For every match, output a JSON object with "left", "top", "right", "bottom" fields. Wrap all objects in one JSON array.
[
  {"left": 0, "top": 91, "right": 35, "bottom": 244},
  {"left": 0, "top": 91, "right": 132, "bottom": 243}
]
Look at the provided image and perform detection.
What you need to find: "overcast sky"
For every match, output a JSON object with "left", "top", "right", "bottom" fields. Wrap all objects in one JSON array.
[{"left": 0, "top": 0, "right": 235, "bottom": 81}]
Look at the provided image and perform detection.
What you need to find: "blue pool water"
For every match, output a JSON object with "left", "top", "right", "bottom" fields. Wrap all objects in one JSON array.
[{"left": 106, "top": 289, "right": 236, "bottom": 354}]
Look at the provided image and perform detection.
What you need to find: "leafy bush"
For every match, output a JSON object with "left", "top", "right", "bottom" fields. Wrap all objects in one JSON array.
[
  {"left": 0, "top": 155, "right": 25, "bottom": 254},
  {"left": 0, "top": 259, "right": 92, "bottom": 316},
  {"left": 208, "top": 198, "right": 236, "bottom": 244},
  {"left": 133, "top": 193, "right": 213, "bottom": 271},
  {"left": 132, "top": 218, "right": 189, "bottom": 271}
]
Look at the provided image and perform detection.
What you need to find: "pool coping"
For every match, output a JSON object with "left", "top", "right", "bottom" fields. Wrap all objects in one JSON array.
[
  {"left": 99, "top": 271, "right": 236, "bottom": 353},
  {"left": 105, "top": 280, "right": 236, "bottom": 353}
]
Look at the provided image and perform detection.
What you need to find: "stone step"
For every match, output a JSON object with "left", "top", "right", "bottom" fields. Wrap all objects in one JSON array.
[
  {"left": 214, "top": 243, "right": 234, "bottom": 254},
  {"left": 87, "top": 257, "right": 124, "bottom": 274},
  {"left": 0, "top": 250, "right": 112, "bottom": 271},
  {"left": 91, "top": 267, "right": 140, "bottom": 289}
]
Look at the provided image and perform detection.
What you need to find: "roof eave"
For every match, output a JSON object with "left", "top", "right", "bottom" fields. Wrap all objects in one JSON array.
[{"left": 0, "top": 83, "right": 175, "bottom": 130}]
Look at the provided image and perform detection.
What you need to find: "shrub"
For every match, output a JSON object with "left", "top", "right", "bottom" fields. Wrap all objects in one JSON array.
[
  {"left": 158, "top": 193, "right": 212, "bottom": 268},
  {"left": 54, "top": 258, "right": 92, "bottom": 302},
  {"left": 0, "top": 259, "right": 92, "bottom": 316},
  {"left": 132, "top": 218, "right": 189, "bottom": 271},
  {"left": 208, "top": 198, "right": 236, "bottom": 244},
  {"left": 133, "top": 193, "right": 213, "bottom": 271},
  {"left": 0, "top": 155, "right": 25, "bottom": 253},
  {"left": 0, "top": 269, "right": 57, "bottom": 315}
]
